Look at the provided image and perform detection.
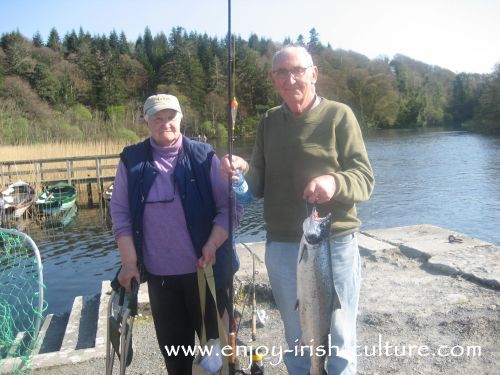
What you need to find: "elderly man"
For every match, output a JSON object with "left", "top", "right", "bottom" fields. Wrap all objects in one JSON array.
[{"left": 221, "top": 46, "right": 374, "bottom": 374}]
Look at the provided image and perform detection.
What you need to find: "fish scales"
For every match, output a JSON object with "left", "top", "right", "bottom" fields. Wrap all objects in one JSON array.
[{"left": 296, "top": 208, "right": 337, "bottom": 375}]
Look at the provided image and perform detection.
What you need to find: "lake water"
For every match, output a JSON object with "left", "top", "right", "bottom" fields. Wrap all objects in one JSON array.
[{"left": 4, "top": 129, "right": 500, "bottom": 314}]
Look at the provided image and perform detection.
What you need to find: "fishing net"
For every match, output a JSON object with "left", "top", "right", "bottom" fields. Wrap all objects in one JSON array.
[{"left": 0, "top": 229, "right": 46, "bottom": 374}]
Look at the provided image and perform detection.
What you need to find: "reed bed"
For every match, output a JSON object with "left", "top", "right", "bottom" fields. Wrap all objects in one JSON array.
[
  {"left": 0, "top": 141, "right": 130, "bottom": 162},
  {"left": 0, "top": 141, "right": 132, "bottom": 203}
]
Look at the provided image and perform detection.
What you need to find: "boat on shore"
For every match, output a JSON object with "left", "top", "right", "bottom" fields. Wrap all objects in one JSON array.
[
  {"left": 35, "top": 182, "right": 78, "bottom": 226},
  {"left": 103, "top": 183, "right": 113, "bottom": 224},
  {"left": 0, "top": 180, "right": 36, "bottom": 224},
  {"left": 103, "top": 183, "right": 113, "bottom": 205}
]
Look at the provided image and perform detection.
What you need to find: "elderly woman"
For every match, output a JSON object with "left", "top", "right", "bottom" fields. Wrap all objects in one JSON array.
[{"left": 111, "top": 94, "right": 239, "bottom": 374}]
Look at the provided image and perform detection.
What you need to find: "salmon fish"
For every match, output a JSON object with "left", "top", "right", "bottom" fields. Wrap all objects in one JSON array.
[{"left": 296, "top": 207, "right": 338, "bottom": 374}]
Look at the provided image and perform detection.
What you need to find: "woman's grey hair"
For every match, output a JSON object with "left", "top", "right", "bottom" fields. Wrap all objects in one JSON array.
[{"left": 271, "top": 45, "right": 314, "bottom": 69}]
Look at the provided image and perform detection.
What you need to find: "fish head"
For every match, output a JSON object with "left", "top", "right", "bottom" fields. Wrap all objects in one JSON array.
[{"left": 302, "top": 209, "right": 332, "bottom": 245}]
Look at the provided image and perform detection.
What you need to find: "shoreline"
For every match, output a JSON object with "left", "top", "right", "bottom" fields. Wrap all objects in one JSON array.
[{"left": 3, "top": 224, "right": 499, "bottom": 374}]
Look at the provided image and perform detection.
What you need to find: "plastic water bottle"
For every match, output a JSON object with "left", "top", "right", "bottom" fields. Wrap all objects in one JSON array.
[{"left": 232, "top": 170, "right": 252, "bottom": 205}]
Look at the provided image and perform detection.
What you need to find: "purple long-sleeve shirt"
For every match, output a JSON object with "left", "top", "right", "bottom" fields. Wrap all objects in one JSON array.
[{"left": 111, "top": 136, "right": 240, "bottom": 276}]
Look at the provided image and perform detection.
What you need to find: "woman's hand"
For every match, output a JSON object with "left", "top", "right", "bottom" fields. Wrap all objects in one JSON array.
[
  {"left": 117, "top": 262, "right": 140, "bottom": 291},
  {"left": 197, "top": 224, "right": 228, "bottom": 268},
  {"left": 197, "top": 241, "right": 218, "bottom": 268},
  {"left": 116, "top": 236, "right": 140, "bottom": 291}
]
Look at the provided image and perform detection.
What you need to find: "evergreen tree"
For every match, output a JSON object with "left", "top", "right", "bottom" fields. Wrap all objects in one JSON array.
[
  {"left": 233, "top": 37, "right": 275, "bottom": 124},
  {"left": 143, "top": 27, "right": 154, "bottom": 66},
  {"left": 109, "top": 30, "right": 120, "bottom": 52},
  {"left": 296, "top": 34, "right": 305, "bottom": 46},
  {"left": 32, "top": 31, "right": 44, "bottom": 47},
  {"left": 258, "top": 37, "right": 273, "bottom": 57},
  {"left": 47, "top": 27, "right": 62, "bottom": 51},
  {"left": 30, "top": 63, "right": 61, "bottom": 104},
  {"left": 64, "top": 30, "right": 79, "bottom": 53},
  {"left": 134, "top": 35, "right": 153, "bottom": 77},
  {"left": 1, "top": 32, "right": 31, "bottom": 76},
  {"left": 159, "top": 27, "right": 205, "bottom": 116},
  {"left": 195, "top": 33, "right": 215, "bottom": 91},
  {"left": 150, "top": 32, "right": 169, "bottom": 71},
  {"left": 118, "top": 31, "right": 130, "bottom": 54},
  {"left": 207, "top": 55, "right": 226, "bottom": 95},
  {"left": 135, "top": 36, "right": 145, "bottom": 56},
  {"left": 307, "top": 28, "right": 322, "bottom": 54},
  {"left": 3, "top": 25, "right": 496, "bottom": 144},
  {"left": 248, "top": 34, "right": 259, "bottom": 50},
  {"left": 81, "top": 44, "right": 126, "bottom": 111},
  {"left": 78, "top": 27, "right": 92, "bottom": 46}
]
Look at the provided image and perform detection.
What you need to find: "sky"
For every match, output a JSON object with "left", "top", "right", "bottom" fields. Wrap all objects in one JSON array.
[{"left": 1, "top": 0, "right": 499, "bottom": 74}]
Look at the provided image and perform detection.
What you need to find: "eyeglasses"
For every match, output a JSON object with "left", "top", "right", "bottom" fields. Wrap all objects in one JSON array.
[
  {"left": 140, "top": 180, "right": 175, "bottom": 204},
  {"left": 144, "top": 191, "right": 175, "bottom": 204},
  {"left": 272, "top": 65, "right": 312, "bottom": 80}
]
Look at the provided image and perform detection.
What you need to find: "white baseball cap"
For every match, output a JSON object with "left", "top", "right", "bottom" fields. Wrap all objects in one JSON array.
[{"left": 143, "top": 94, "right": 182, "bottom": 117}]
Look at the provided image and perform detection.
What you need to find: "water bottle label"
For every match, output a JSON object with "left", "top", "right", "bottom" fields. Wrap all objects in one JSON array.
[
  {"left": 233, "top": 170, "right": 252, "bottom": 204},
  {"left": 233, "top": 180, "right": 248, "bottom": 194}
]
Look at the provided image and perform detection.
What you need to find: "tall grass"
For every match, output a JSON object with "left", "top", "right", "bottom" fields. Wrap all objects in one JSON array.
[
  {"left": 0, "top": 142, "right": 133, "bottom": 203},
  {"left": 0, "top": 141, "right": 131, "bottom": 162}
]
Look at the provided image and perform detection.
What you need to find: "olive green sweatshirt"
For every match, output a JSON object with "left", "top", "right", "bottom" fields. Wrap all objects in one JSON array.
[{"left": 247, "top": 98, "right": 374, "bottom": 242}]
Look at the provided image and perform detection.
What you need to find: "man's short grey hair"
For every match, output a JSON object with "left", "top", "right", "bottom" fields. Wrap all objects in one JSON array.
[{"left": 272, "top": 45, "right": 314, "bottom": 70}]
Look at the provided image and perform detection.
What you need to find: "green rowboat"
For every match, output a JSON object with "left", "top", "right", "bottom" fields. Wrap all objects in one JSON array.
[{"left": 35, "top": 182, "right": 77, "bottom": 226}]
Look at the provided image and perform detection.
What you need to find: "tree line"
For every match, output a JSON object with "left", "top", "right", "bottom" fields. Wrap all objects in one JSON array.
[{"left": 0, "top": 26, "right": 499, "bottom": 144}]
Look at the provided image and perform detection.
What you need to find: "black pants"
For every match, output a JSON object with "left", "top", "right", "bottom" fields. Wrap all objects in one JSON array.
[{"left": 148, "top": 272, "right": 227, "bottom": 375}]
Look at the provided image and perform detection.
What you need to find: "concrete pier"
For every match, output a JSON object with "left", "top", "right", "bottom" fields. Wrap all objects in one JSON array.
[
  {"left": 1, "top": 224, "right": 498, "bottom": 374},
  {"left": 363, "top": 224, "right": 499, "bottom": 288}
]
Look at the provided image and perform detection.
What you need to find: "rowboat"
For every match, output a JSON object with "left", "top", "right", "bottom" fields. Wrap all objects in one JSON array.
[
  {"left": 35, "top": 182, "right": 78, "bottom": 226},
  {"left": 103, "top": 183, "right": 113, "bottom": 205},
  {"left": 103, "top": 183, "right": 113, "bottom": 223},
  {"left": 0, "top": 180, "right": 36, "bottom": 224}
]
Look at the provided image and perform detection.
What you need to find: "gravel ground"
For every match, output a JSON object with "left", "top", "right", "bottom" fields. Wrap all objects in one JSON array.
[{"left": 37, "top": 249, "right": 499, "bottom": 375}]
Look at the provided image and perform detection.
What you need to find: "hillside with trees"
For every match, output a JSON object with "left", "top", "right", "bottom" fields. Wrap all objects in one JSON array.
[{"left": 0, "top": 26, "right": 499, "bottom": 144}]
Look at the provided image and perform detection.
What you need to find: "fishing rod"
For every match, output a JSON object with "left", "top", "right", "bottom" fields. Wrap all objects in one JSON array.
[
  {"left": 226, "top": 2, "right": 265, "bottom": 374},
  {"left": 226, "top": 0, "right": 237, "bottom": 373}
]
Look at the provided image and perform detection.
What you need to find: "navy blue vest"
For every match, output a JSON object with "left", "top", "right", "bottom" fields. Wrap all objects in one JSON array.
[{"left": 119, "top": 137, "right": 238, "bottom": 289}]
